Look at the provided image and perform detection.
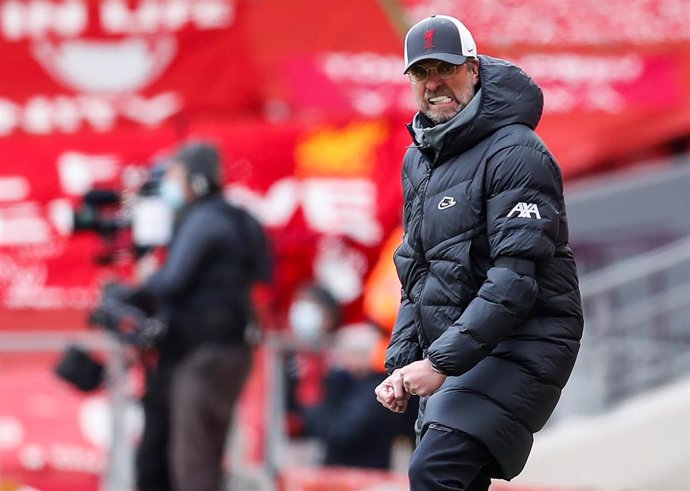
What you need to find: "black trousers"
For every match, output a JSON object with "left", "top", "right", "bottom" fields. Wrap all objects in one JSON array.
[
  {"left": 137, "top": 361, "right": 173, "bottom": 491},
  {"left": 408, "top": 424, "right": 497, "bottom": 491},
  {"left": 136, "top": 345, "right": 252, "bottom": 491}
]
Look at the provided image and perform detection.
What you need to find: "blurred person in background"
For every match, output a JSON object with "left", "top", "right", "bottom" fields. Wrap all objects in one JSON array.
[
  {"left": 287, "top": 283, "right": 341, "bottom": 347},
  {"left": 302, "top": 323, "right": 415, "bottom": 469},
  {"left": 283, "top": 283, "right": 341, "bottom": 437},
  {"left": 130, "top": 141, "right": 272, "bottom": 491},
  {"left": 375, "top": 15, "right": 583, "bottom": 490}
]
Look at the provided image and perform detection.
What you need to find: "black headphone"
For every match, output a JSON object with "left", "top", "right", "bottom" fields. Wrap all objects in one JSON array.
[
  {"left": 189, "top": 172, "right": 210, "bottom": 197},
  {"left": 174, "top": 142, "right": 222, "bottom": 197}
]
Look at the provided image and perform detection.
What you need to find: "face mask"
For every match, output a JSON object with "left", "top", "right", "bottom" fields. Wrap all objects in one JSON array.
[
  {"left": 288, "top": 301, "right": 325, "bottom": 343},
  {"left": 159, "top": 179, "right": 185, "bottom": 210}
]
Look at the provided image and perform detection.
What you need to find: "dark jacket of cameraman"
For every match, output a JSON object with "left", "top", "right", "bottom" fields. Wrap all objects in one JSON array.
[
  {"left": 135, "top": 191, "right": 271, "bottom": 491},
  {"left": 145, "top": 194, "right": 271, "bottom": 361}
]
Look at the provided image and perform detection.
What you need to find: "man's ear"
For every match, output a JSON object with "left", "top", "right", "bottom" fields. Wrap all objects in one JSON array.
[
  {"left": 470, "top": 59, "right": 480, "bottom": 83},
  {"left": 190, "top": 174, "right": 209, "bottom": 196}
]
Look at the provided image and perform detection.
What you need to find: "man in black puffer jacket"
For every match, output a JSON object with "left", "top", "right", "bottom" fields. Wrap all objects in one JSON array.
[{"left": 374, "top": 15, "right": 583, "bottom": 490}]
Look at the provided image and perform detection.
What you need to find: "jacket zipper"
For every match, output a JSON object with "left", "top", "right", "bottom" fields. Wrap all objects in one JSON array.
[{"left": 414, "top": 159, "right": 433, "bottom": 348}]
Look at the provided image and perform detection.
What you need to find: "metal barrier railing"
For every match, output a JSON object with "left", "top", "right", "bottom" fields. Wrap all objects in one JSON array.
[
  {"left": 261, "top": 334, "right": 325, "bottom": 481},
  {"left": 555, "top": 236, "right": 690, "bottom": 420},
  {"left": 0, "top": 330, "right": 134, "bottom": 491},
  {"left": 0, "top": 330, "right": 282, "bottom": 491}
]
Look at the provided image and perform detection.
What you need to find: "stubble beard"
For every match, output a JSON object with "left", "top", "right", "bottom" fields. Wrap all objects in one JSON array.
[
  {"left": 417, "top": 88, "right": 468, "bottom": 125},
  {"left": 418, "top": 70, "right": 477, "bottom": 125},
  {"left": 421, "top": 103, "right": 465, "bottom": 125}
]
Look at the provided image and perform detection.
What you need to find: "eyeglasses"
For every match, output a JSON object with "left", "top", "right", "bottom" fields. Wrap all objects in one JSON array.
[{"left": 408, "top": 61, "right": 460, "bottom": 84}]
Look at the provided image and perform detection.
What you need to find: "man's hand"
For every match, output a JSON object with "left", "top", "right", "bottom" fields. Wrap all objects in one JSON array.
[
  {"left": 398, "top": 358, "right": 446, "bottom": 397},
  {"left": 375, "top": 359, "right": 447, "bottom": 412},
  {"left": 374, "top": 369, "right": 411, "bottom": 413}
]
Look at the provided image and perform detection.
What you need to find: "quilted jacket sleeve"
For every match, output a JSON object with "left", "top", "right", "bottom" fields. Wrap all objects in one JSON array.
[
  {"left": 426, "top": 144, "right": 564, "bottom": 376},
  {"left": 145, "top": 207, "right": 219, "bottom": 300},
  {"left": 385, "top": 290, "right": 423, "bottom": 374}
]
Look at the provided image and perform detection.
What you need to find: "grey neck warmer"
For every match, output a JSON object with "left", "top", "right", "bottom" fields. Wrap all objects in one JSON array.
[{"left": 411, "top": 88, "right": 482, "bottom": 159}]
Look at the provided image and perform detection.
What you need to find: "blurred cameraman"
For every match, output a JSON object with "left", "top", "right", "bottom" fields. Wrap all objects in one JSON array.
[{"left": 131, "top": 141, "right": 272, "bottom": 491}]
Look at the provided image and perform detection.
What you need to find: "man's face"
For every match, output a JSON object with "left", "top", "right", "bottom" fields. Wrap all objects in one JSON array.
[
  {"left": 166, "top": 161, "right": 193, "bottom": 201},
  {"left": 411, "top": 59, "right": 479, "bottom": 124}
]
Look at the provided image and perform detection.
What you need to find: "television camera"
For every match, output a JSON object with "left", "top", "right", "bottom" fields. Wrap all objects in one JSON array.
[
  {"left": 69, "top": 165, "right": 173, "bottom": 264},
  {"left": 55, "top": 280, "right": 167, "bottom": 393},
  {"left": 88, "top": 281, "right": 167, "bottom": 349},
  {"left": 55, "top": 165, "right": 174, "bottom": 392}
]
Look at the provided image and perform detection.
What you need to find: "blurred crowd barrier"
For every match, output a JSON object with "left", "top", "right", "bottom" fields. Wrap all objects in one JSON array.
[
  {"left": 556, "top": 236, "right": 690, "bottom": 420},
  {"left": 1, "top": 314, "right": 688, "bottom": 489},
  {"left": 0, "top": 331, "right": 132, "bottom": 491}
]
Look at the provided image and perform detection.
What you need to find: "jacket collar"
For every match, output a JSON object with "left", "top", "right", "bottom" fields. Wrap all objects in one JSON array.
[{"left": 410, "top": 89, "right": 482, "bottom": 164}]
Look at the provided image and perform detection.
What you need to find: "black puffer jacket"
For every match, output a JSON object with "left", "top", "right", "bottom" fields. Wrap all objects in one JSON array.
[
  {"left": 145, "top": 195, "right": 272, "bottom": 360},
  {"left": 385, "top": 56, "right": 583, "bottom": 479}
]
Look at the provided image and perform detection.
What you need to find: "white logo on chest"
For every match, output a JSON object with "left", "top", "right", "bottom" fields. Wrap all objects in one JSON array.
[{"left": 438, "top": 196, "right": 457, "bottom": 210}]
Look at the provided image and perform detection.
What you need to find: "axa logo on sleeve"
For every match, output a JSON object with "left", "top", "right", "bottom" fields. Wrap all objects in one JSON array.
[{"left": 507, "top": 202, "right": 541, "bottom": 219}]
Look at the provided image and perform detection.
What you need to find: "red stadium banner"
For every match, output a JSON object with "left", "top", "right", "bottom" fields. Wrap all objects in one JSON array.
[
  {"left": 401, "top": 0, "right": 690, "bottom": 174},
  {"left": 0, "top": 0, "right": 407, "bottom": 327},
  {"left": 0, "top": 0, "right": 258, "bottom": 134},
  {"left": 278, "top": 466, "right": 577, "bottom": 491},
  {"left": 0, "top": 117, "right": 408, "bottom": 326},
  {"left": 516, "top": 48, "right": 690, "bottom": 175},
  {"left": 2, "top": 0, "right": 690, "bottom": 323},
  {"left": 279, "top": 466, "right": 409, "bottom": 491},
  {"left": 0, "top": 0, "right": 255, "bottom": 325},
  {"left": 254, "top": 0, "right": 690, "bottom": 175}
]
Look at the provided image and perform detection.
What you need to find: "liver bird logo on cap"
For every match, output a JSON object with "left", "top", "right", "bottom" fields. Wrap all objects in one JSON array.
[{"left": 424, "top": 28, "right": 435, "bottom": 49}]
